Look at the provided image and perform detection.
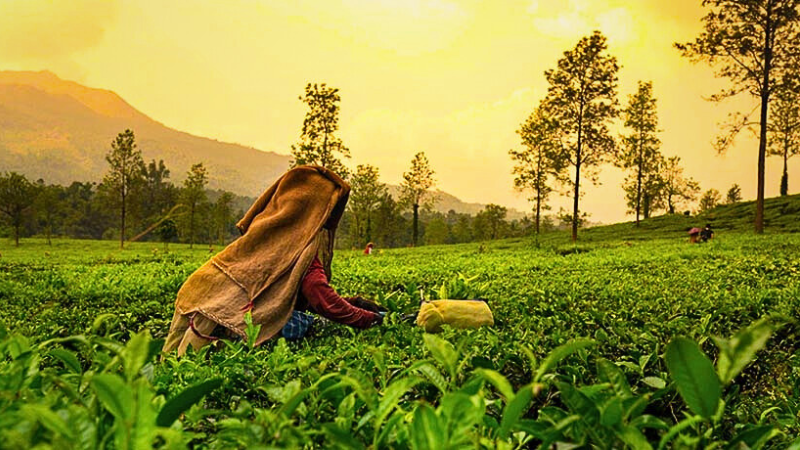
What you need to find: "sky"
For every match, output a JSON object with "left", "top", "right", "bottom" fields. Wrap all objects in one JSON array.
[{"left": 2, "top": 0, "right": 797, "bottom": 223}]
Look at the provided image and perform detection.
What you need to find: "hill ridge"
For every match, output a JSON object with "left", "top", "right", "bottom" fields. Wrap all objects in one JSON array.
[{"left": 0, "top": 70, "right": 525, "bottom": 218}]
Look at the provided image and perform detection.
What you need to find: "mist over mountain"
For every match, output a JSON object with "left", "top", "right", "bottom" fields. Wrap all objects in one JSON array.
[{"left": 0, "top": 70, "right": 524, "bottom": 218}]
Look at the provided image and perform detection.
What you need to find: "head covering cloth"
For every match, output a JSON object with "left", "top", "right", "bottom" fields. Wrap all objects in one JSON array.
[{"left": 162, "top": 166, "right": 349, "bottom": 354}]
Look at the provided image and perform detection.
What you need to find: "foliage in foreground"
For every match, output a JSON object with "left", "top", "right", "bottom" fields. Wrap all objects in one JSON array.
[
  {"left": 1, "top": 313, "right": 796, "bottom": 449},
  {"left": 1, "top": 234, "right": 799, "bottom": 447}
]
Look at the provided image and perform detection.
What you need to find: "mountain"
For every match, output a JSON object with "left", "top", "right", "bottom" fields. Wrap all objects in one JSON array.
[
  {"left": 0, "top": 70, "right": 290, "bottom": 194},
  {"left": 0, "top": 70, "right": 524, "bottom": 218}
]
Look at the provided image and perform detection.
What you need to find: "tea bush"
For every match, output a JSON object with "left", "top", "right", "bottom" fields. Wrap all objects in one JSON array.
[{"left": 0, "top": 233, "right": 798, "bottom": 448}]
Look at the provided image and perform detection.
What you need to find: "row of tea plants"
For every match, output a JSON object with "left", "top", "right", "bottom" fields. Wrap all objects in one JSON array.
[{"left": 0, "top": 234, "right": 799, "bottom": 447}]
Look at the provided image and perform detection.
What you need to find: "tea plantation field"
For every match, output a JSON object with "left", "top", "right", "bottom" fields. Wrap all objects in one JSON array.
[{"left": 1, "top": 232, "right": 799, "bottom": 448}]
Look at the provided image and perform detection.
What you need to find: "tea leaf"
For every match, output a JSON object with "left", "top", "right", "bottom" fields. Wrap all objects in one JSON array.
[
  {"left": 715, "top": 318, "right": 782, "bottom": 385},
  {"left": 156, "top": 378, "right": 222, "bottom": 427},
  {"left": 665, "top": 337, "right": 720, "bottom": 419},
  {"left": 92, "top": 374, "right": 132, "bottom": 420}
]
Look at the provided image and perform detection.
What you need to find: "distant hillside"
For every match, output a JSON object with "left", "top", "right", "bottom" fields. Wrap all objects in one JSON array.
[
  {"left": 560, "top": 193, "right": 800, "bottom": 245},
  {"left": 0, "top": 70, "right": 524, "bottom": 218},
  {"left": 0, "top": 70, "right": 290, "bottom": 194}
]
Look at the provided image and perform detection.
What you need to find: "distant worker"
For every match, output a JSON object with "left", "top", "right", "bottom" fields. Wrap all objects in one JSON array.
[
  {"left": 700, "top": 224, "right": 714, "bottom": 242},
  {"left": 688, "top": 227, "right": 701, "bottom": 244},
  {"left": 364, "top": 242, "right": 374, "bottom": 255},
  {"left": 162, "top": 166, "right": 384, "bottom": 356}
]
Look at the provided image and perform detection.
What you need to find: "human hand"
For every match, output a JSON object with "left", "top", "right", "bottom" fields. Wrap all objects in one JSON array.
[
  {"left": 347, "top": 296, "right": 387, "bottom": 314},
  {"left": 370, "top": 311, "right": 385, "bottom": 327}
]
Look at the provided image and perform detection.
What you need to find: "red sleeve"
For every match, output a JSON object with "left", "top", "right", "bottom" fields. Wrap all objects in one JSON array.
[{"left": 301, "top": 256, "right": 379, "bottom": 329}]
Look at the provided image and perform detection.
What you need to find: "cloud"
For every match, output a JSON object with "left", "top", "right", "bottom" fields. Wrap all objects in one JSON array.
[
  {"left": 0, "top": 0, "right": 119, "bottom": 61},
  {"left": 269, "top": 0, "right": 471, "bottom": 56},
  {"left": 527, "top": 0, "right": 639, "bottom": 46}
]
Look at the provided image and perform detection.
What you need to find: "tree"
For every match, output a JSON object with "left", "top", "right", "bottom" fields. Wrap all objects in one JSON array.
[
  {"left": 0, "top": 172, "right": 37, "bottom": 246},
  {"left": 510, "top": 104, "right": 567, "bottom": 234},
  {"left": 63, "top": 182, "right": 109, "bottom": 239},
  {"left": 290, "top": 83, "right": 351, "bottom": 177},
  {"left": 102, "top": 129, "right": 145, "bottom": 248},
  {"left": 726, "top": 183, "right": 743, "bottom": 203},
  {"left": 544, "top": 31, "right": 620, "bottom": 242},
  {"left": 451, "top": 214, "right": 473, "bottom": 243},
  {"left": 618, "top": 81, "right": 662, "bottom": 225},
  {"left": 34, "top": 180, "right": 63, "bottom": 246},
  {"left": 768, "top": 83, "right": 800, "bottom": 195},
  {"left": 214, "top": 192, "right": 235, "bottom": 246},
  {"left": 157, "top": 219, "right": 178, "bottom": 250},
  {"left": 182, "top": 163, "right": 208, "bottom": 249},
  {"left": 423, "top": 216, "right": 449, "bottom": 245},
  {"left": 141, "top": 159, "right": 176, "bottom": 221},
  {"left": 348, "top": 164, "right": 388, "bottom": 244},
  {"left": 372, "top": 193, "right": 409, "bottom": 248},
  {"left": 476, "top": 204, "right": 508, "bottom": 240},
  {"left": 621, "top": 157, "right": 666, "bottom": 219},
  {"left": 675, "top": 0, "right": 800, "bottom": 233},
  {"left": 699, "top": 188, "right": 722, "bottom": 211},
  {"left": 661, "top": 156, "right": 701, "bottom": 214},
  {"left": 556, "top": 207, "right": 589, "bottom": 229},
  {"left": 641, "top": 168, "right": 666, "bottom": 219},
  {"left": 400, "top": 152, "right": 436, "bottom": 246}
]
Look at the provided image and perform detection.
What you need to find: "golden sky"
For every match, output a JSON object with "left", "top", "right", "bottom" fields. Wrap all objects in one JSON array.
[{"left": 2, "top": 0, "right": 795, "bottom": 223}]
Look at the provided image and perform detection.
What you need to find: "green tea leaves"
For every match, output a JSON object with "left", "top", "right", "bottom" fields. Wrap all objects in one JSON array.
[
  {"left": 156, "top": 378, "right": 223, "bottom": 427},
  {"left": 665, "top": 337, "right": 720, "bottom": 419},
  {"left": 714, "top": 317, "right": 784, "bottom": 385}
]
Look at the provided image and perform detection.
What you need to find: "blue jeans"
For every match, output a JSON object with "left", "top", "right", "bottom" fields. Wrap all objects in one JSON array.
[{"left": 281, "top": 310, "right": 314, "bottom": 340}]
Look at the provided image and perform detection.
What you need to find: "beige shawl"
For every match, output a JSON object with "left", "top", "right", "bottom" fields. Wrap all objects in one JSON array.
[{"left": 162, "top": 166, "right": 349, "bottom": 354}]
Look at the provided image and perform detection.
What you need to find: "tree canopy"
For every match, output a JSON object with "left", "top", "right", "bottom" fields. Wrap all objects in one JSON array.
[
  {"left": 290, "top": 83, "right": 351, "bottom": 178},
  {"left": 544, "top": 31, "right": 619, "bottom": 241},
  {"left": 676, "top": 0, "right": 800, "bottom": 232}
]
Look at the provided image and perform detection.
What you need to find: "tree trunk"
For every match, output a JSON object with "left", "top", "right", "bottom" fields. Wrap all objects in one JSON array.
[
  {"left": 635, "top": 145, "right": 643, "bottom": 226},
  {"left": 412, "top": 203, "right": 419, "bottom": 246},
  {"left": 781, "top": 146, "right": 789, "bottom": 196},
  {"left": 573, "top": 101, "right": 584, "bottom": 242},
  {"left": 668, "top": 194, "right": 675, "bottom": 215},
  {"left": 45, "top": 211, "right": 52, "bottom": 246},
  {"left": 14, "top": 222, "right": 20, "bottom": 247},
  {"left": 572, "top": 162, "right": 581, "bottom": 242},
  {"left": 120, "top": 191, "right": 126, "bottom": 249},
  {"left": 535, "top": 186, "right": 541, "bottom": 235},
  {"left": 535, "top": 155, "right": 542, "bottom": 236},
  {"left": 366, "top": 213, "right": 372, "bottom": 242},
  {"left": 755, "top": 5, "right": 772, "bottom": 234},
  {"left": 190, "top": 204, "right": 195, "bottom": 249}
]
